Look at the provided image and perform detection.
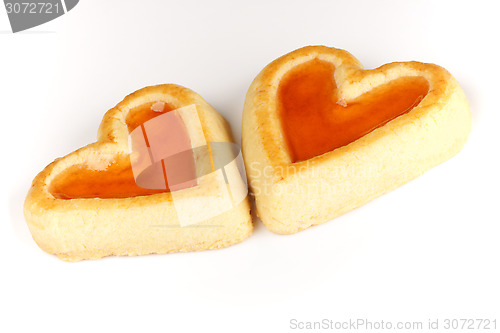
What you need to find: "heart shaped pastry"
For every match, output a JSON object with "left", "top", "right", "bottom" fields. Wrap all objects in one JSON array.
[
  {"left": 25, "top": 84, "right": 252, "bottom": 261},
  {"left": 242, "top": 46, "right": 470, "bottom": 234}
]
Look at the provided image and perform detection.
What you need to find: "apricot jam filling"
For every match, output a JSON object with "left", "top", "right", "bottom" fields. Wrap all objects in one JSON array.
[
  {"left": 49, "top": 102, "right": 187, "bottom": 199},
  {"left": 278, "top": 59, "right": 430, "bottom": 162}
]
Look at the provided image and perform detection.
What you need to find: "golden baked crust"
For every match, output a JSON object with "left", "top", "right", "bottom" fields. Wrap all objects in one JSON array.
[
  {"left": 25, "top": 84, "right": 253, "bottom": 261},
  {"left": 242, "top": 45, "right": 470, "bottom": 234}
]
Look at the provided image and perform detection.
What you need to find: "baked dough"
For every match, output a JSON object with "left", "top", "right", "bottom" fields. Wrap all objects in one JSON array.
[
  {"left": 242, "top": 45, "right": 470, "bottom": 234},
  {"left": 25, "top": 84, "right": 253, "bottom": 261}
]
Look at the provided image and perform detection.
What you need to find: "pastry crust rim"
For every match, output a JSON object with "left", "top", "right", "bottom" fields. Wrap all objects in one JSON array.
[
  {"left": 26, "top": 84, "right": 234, "bottom": 211},
  {"left": 245, "top": 45, "right": 457, "bottom": 176}
]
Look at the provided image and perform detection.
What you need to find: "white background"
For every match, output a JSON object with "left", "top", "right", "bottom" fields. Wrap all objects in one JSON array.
[{"left": 1, "top": 0, "right": 499, "bottom": 332}]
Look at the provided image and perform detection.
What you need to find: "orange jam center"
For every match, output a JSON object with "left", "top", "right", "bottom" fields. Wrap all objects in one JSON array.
[
  {"left": 279, "top": 59, "right": 429, "bottom": 162},
  {"left": 50, "top": 102, "right": 180, "bottom": 199}
]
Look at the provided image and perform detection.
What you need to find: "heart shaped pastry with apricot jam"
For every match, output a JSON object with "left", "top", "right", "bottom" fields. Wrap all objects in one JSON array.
[
  {"left": 242, "top": 45, "right": 470, "bottom": 234},
  {"left": 25, "top": 84, "right": 252, "bottom": 261}
]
